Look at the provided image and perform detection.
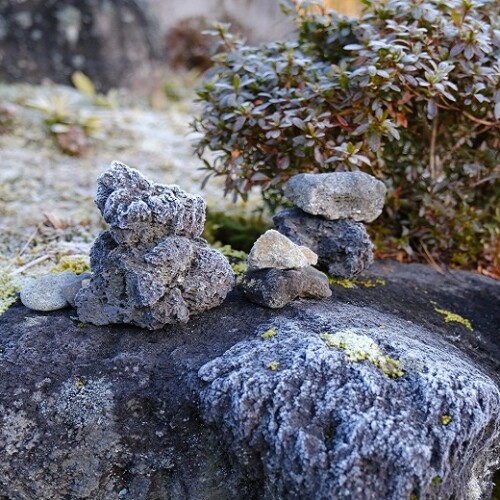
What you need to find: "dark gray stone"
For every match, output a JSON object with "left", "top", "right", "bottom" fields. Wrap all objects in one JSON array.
[
  {"left": 75, "top": 162, "right": 234, "bottom": 330},
  {"left": 240, "top": 266, "right": 332, "bottom": 309},
  {"left": 0, "top": 0, "right": 162, "bottom": 91},
  {"left": 274, "top": 208, "right": 374, "bottom": 278},
  {"left": 60, "top": 272, "right": 91, "bottom": 307},
  {"left": 283, "top": 171, "right": 387, "bottom": 222},
  {"left": 1, "top": 261, "right": 500, "bottom": 500}
]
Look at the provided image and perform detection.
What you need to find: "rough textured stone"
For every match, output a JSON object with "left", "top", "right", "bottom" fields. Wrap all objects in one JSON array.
[
  {"left": 247, "top": 229, "right": 317, "bottom": 271},
  {"left": 60, "top": 272, "right": 91, "bottom": 308},
  {"left": 274, "top": 208, "right": 374, "bottom": 278},
  {"left": 0, "top": 0, "right": 162, "bottom": 91},
  {"left": 0, "top": 261, "right": 499, "bottom": 500},
  {"left": 241, "top": 267, "right": 332, "bottom": 309},
  {"left": 75, "top": 161, "right": 234, "bottom": 329},
  {"left": 198, "top": 305, "right": 500, "bottom": 500},
  {"left": 20, "top": 271, "right": 79, "bottom": 311},
  {"left": 283, "top": 172, "right": 387, "bottom": 222}
]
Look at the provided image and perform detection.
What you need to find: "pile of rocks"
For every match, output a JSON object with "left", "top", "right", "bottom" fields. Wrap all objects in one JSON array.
[
  {"left": 274, "top": 171, "right": 386, "bottom": 278},
  {"left": 240, "top": 229, "right": 331, "bottom": 308},
  {"left": 74, "top": 162, "right": 234, "bottom": 329}
]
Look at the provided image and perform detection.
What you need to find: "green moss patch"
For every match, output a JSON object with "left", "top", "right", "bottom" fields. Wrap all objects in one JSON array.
[{"left": 320, "top": 329, "right": 404, "bottom": 379}]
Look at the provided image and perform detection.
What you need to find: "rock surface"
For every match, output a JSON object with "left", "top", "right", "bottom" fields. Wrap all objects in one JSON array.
[
  {"left": 198, "top": 309, "right": 500, "bottom": 500},
  {"left": 247, "top": 229, "right": 317, "bottom": 270},
  {"left": 20, "top": 271, "right": 80, "bottom": 311},
  {"left": 0, "top": 0, "right": 162, "bottom": 91},
  {"left": 274, "top": 208, "right": 374, "bottom": 278},
  {"left": 1, "top": 261, "right": 500, "bottom": 500},
  {"left": 240, "top": 267, "right": 332, "bottom": 309},
  {"left": 75, "top": 162, "right": 234, "bottom": 329},
  {"left": 283, "top": 172, "right": 387, "bottom": 222}
]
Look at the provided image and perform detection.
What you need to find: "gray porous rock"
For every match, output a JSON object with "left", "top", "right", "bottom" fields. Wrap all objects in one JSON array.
[
  {"left": 20, "top": 271, "right": 79, "bottom": 311},
  {"left": 274, "top": 208, "right": 374, "bottom": 278},
  {"left": 75, "top": 161, "right": 234, "bottom": 329},
  {"left": 247, "top": 229, "right": 317, "bottom": 271},
  {"left": 283, "top": 172, "right": 387, "bottom": 222},
  {"left": 197, "top": 302, "right": 500, "bottom": 500},
  {"left": 240, "top": 267, "right": 331, "bottom": 309}
]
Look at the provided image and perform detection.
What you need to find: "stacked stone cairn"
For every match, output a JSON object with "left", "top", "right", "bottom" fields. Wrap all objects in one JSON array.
[
  {"left": 74, "top": 161, "right": 235, "bottom": 330},
  {"left": 240, "top": 229, "right": 332, "bottom": 308},
  {"left": 274, "top": 172, "right": 387, "bottom": 279}
]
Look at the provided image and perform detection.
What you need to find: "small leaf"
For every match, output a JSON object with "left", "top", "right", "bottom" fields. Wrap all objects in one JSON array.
[
  {"left": 427, "top": 99, "right": 438, "bottom": 120},
  {"left": 71, "top": 71, "right": 96, "bottom": 97},
  {"left": 495, "top": 102, "right": 500, "bottom": 120}
]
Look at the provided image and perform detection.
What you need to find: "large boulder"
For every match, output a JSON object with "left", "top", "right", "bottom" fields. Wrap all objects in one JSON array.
[
  {"left": 0, "top": 261, "right": 499, "bottom": 499},
  {"left": 0, "top": 0, "right": 161, "bottom": 91}
]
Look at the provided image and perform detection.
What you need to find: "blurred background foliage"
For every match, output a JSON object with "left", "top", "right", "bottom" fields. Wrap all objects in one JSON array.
[{"left": 194, "top": 0, "right": 500, "bottom": 277}]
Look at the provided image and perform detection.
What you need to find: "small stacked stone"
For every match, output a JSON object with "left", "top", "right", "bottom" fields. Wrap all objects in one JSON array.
[
  {"left": 74, "top": 161, "right": 235, "bottom": 330},
  {"left": 274, "top": 172, "right": 386, "bottom": 278},
  {"left": 240, "top": 229, "right": 332, "bottom": 309}
]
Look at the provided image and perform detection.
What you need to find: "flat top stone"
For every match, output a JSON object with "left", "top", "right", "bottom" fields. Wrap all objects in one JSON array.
[
  {"left": 247, "top": 229, "right": 317, "bottom": 271},
  {"left": 283, "top": 171, "right": 387, "bottom": 222}
]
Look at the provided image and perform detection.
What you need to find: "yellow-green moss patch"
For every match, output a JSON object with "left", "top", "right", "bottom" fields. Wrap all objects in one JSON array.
[
  {"left": 0, "top": 270, "right": 20, "bottom": 316},
  {"left": 440, "top": 415, "right": 452, "bottom": 426},
  {"left": 433, "top": 305, "right": 473, "bottom": 331},
  {"left": 328, "top": 277, "right": 356, "bottom": 288},
  {"left": 320, "top": 329, "right": 404, "bottom": 379},
  {"left": 267, "top": 360, "right": 280, "bottom": 371},
  {"left": 261, "top": 327, "right": 278, "bottom": 340},
  {"left": 53, "top": 255, "right": 90, "bottom": 275}
]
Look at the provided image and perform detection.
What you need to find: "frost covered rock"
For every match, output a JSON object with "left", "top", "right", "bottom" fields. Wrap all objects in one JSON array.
[
  {"left": 75, "top": 162, "right": 234, "bottom": 329},
  {"left": 283, "top": 172, "right": 386, "bottom": 222},
  {"left": 197, "top": 303, "right": 500, "bottom": 500},
  {"left": 20, "top": 271, "right": 80, "bottom": 311},
  {"left": 274, "top": 208, "right": 373, "bottom": 278},
  {"left": 247, "top": 229, "right": 317, "bottom": 271},
  {"left": 240, "top": 267, "right": 331, "bottom": 309}
]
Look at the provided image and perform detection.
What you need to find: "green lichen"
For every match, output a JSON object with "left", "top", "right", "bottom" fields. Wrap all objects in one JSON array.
[
  {"left": 53, "top": 254, "right": 90, "bottom": 275},
  {"left": 431, "top": 475, "right": 442, "bottom": 485},
  {"left": 328, "top": 276, "right": 386, "bottom": 288},
  {"left": 320, "top": 329, "right": 404, "bottom": 379},
  {"left": 75, "top": 379, "right": 86, "bottom": 389},
  {"left": 0, "top": 270, "right": 20, "bottom": 316},
  {"left": 441, "top": 415, "right": 452, "bottom": 426},
  {"left": 328, "top": 276, "right": 356, "bottom": 288},
  {"left": 267, "top": 360, "right": 280, "bottom": 371},
  {"left": 433, "top": 304, "right": 473, "bottom": 331},
  {"left": 261, "top": 327, "right": 278, "bottom": 340},
  {"left": 76, "top": 322, "right": 86, "bottom": 328}
]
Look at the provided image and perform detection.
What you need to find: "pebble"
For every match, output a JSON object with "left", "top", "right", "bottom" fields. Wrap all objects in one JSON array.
[
  {"left": 20, "top": 272, "right": 80, "bottom": 311},
  {"left": 247, "top": 229, "right": 318, "bottom": 271},
  {"left": 241, "top": 267, "right": 332, "bottom": 309}
]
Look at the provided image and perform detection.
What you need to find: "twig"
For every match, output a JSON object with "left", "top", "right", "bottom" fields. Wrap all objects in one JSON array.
[
  {"left": 420, "top": 241, "right": 444, "bottom": 275},
  {"left": 429, "top": 116, "right": 438, "bottom": 180},
  {"left": 9, "top": 254, "right": 51, "bottom": 276}
]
